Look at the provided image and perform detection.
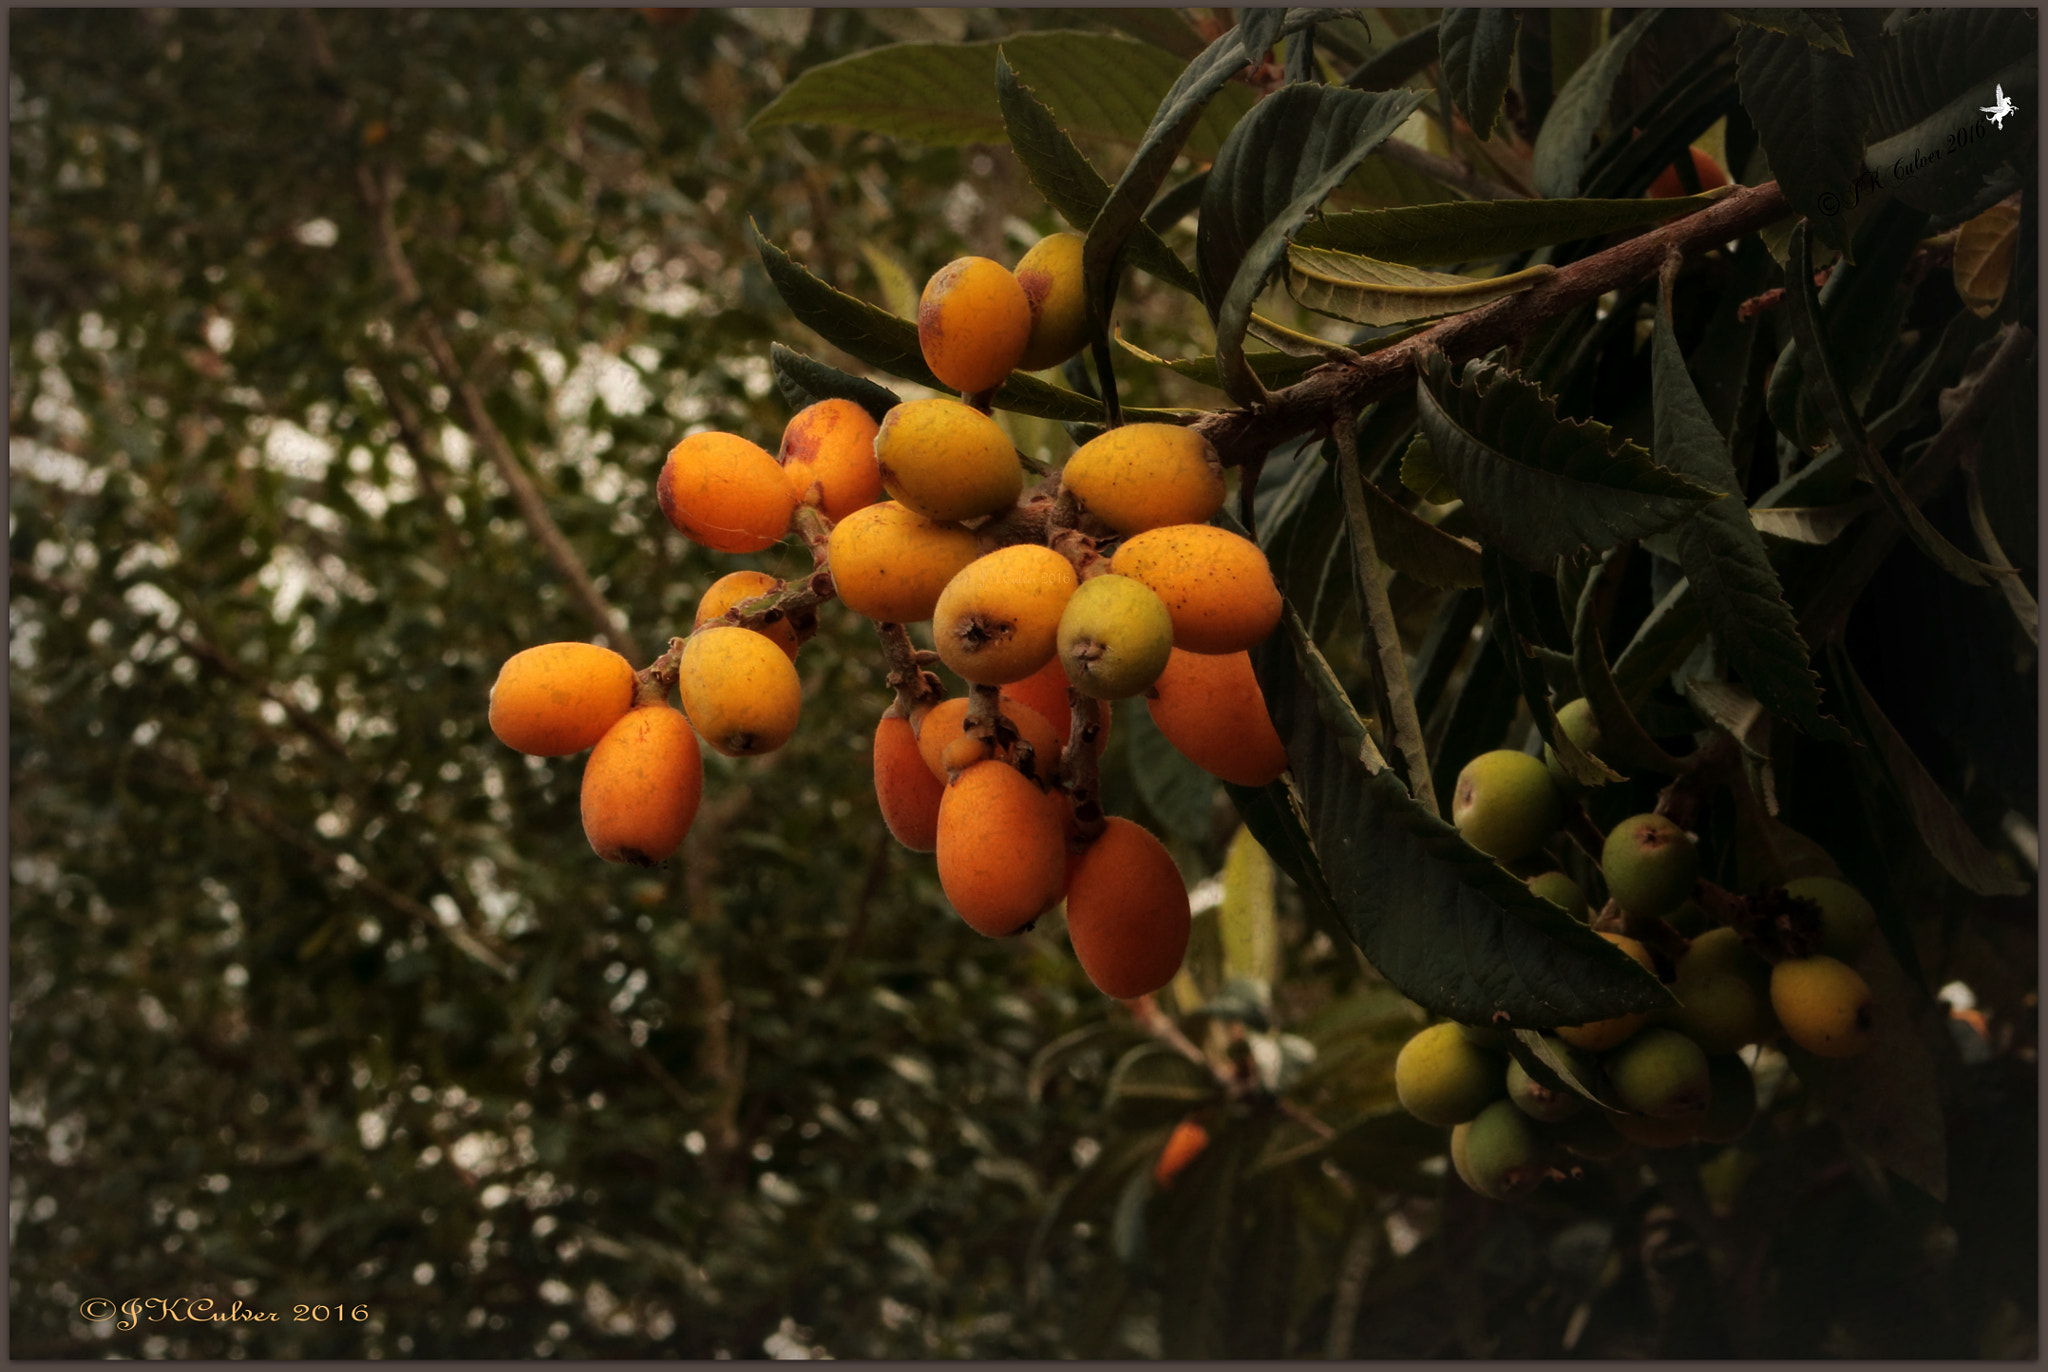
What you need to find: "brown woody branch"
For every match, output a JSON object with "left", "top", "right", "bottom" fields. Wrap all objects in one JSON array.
[{"left": 1190, "top": 181, "right": 1794, "bottom": 469}]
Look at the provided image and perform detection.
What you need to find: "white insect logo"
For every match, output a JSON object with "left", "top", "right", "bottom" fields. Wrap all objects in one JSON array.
[{"left": 1981, "top": 84, "right": 2016, "bottom": 130}]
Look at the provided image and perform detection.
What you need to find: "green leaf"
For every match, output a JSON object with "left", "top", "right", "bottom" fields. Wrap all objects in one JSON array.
[
  {"left": 1862, "top": 48, "right": 2035, "bottom": 220},
  {"left": 1413, "top": 349, "right": 1721, "bottom": 571},
  {"left": 1734, "top": 25, "right": 1872, "bottom": 253},
  {"left": 1438, "top": 9, "right": 1520, "bottom": 140},
  {"left": 1782, "top": 223, "right": 2004, "bottom": 587},
  {"left": 1610, "top": 575, "right": 1706, "bottom": 708},
  {"left": 1124, "top": 697, "right": 1218, "bottom": 845},
  {"left": 1113, "top": 330, "right": 1321, "bottom": 392},
  {"left": 1483, "top": 550, "right": 1622, "bottom": 787},
  {"left": 1507, "top": 1029, "right": 1628, "bottom": 1110},
  {"left": 1197, "top": 82, "right": 1431, "bottom": 404},
  {"left": 1287, "top": 246, "right": 1555, "bottom": 327},
  {"left": 1249, "top": 611, "right": 1674, "bottom": 1027},
  {"left": 1106, "top": 1042, "right": 1219, "bottom": 1129},
  {"left": 1346, "top": 463, "right": 1485, "bottom": 589},
  {"left": 749, "top": 32, "right": 1258, "bottom": 157},
  {"left": 768, "top": 343, "right": 901, "bottom": 423},
  {"left": 1218, "top": 825, "right": 1280, "bottom": 989},
  {"left": 1788, "top": 939, "right": 1948, "bottom": 1200},
  {"left": 1531, "top": 7, "right": 1664, "bottom": 198},
  {"left": 1723, "top": 8, "right": 1854, "bottom": 55},
  {"left": 1400, "top": 433, "right": 1459, "bottom": 504},
  {"left": 1223, "top": 776, "right": 1346, "bottom": 941},
  {"left": 1829, "top": 645, "right": 2031, "bottom": 898},
  {"left": 1296, "top": 191, "right": 1726, "bottom": 266},
  {"left": 1651, "top": 277, "right": 1846, "bottom": 742},
  {"left": 994, "top": 54, "right": 1202, "bottom": 295},
  {"left": 1086, "top": 15, "right": 1303, "bottom": 360}
]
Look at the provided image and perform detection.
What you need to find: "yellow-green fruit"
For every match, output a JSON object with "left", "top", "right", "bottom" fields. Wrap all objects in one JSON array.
[
  {"left": 1527, "top": 870, "right": 1588, "bottom": 921},
  {"left": 1544, "top": 696, "right": 1612, "bottom": 792},
  {"left": 1450, "top": 749, "right": 1563, "bottom": 864},
  {"left": 1605, "top": 1026, "right": 1711, "bottom": 1120},
  {"left": 1394, "top": 1021, "right": 1504, "bottom": 1127},
  {"left": 1662, "top": 935, "right": 1773, "bottom": 1053},
  {"left": 1770, "top": 955, "right": 1876, "bottom": 1058},
  {"left": 1694, "top": 1054, "right": 1758, "bottom": 1143},
  {"left": 826, "top": 501, "right": 981, "bottom": 623},
  {"left": 1601, "top": 812, "right": 1700, "bottom": 916},
  {"left": 1454, "top": 1099, "right": 1546, "bottom": 1200},
  {"left": 1061, "top": 424, "right": 1226, "bottom": 536},
  {"left": 677, "top": 626, "right": 803, "bottom": 758},
  {"left": 932, "top": 544, "right": 1079, "bottom": 686},
  {"left": 1056, "top": 573, "right": 1175, "bottom": 700},
  {"left": 917, "top": 255, "right": 1032, "bottom": 395},
  {"left": 1506, "top": 1051, "right": 1585, "bottom": 1123},
  {"left": 1109, "top": 523, "right": 1282, "bottom": 654},
  {"left": 1783, "top": 875, "right": 1877, "bottom": 960},
  {"left": 488, "top": 642, "right": 638, "bottom": 757},
  {"left": 1556, "top": 932, "right": 1656, "bottom": 1051},
  {"left": 873, "top": 398, "right": 1025, "bottom": 523},
  {"left": 1013, "top": 232, "right": 1090, "bottom": 371}
]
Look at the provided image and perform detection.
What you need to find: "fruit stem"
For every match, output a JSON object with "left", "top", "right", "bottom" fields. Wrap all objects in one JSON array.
[
  {"left": 873, "top": 621, "right": 946, "bottom": 715},
  {"left": 1062, "top": 694, "right": 1109, "bottom": 845},
  {"left": 634, "top": 640, "right": 685, "bottom": 707}
]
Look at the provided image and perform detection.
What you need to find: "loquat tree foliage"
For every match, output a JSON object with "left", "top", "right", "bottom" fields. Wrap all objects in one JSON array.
[{"left": 10, "top": 5, "right": 2037, "bottom": 1360}]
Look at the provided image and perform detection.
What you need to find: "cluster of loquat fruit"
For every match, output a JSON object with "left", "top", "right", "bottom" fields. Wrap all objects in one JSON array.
[
  {"left": 1396, "top": 701, "right": 1884, "bottom": 1201},
  {"left": 487, "top": 235, "right": 1292, "bottom": 1003}
]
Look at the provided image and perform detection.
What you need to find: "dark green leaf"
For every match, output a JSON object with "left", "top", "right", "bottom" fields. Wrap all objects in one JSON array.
[
  {"left": 1724, "top": 8, "right": 1854, "bottom": 55},
  {"left": 1341, "top": 21, "right": 1440, "bottom": 92},
  {"left": 1295, "top": 191, "right": 1726, "bottom": 267},
  {"left": 750, "top": 32, "right": 1258, "bottom": 157},
  {"left": 1531, "top": 7, "right": 1663, "bottom": 198},
  {"left": 1652, "top": 278, "right": 1845, "bottom": 742},
  {"left": 1859, "top": 9, "right": 2036, "bottom": 219},
  {"left": 1734, "top": 26, "right": 1871, "bottom": 252},
  {"left": 1250, "top": 611, "right": 1674, "bottom": 1027},
  {"left": 1439, "top": 9, "right": 1520, "bottom": 140},
  {"left": 1124, "top": 697, "right": 1219, "bottom": 845},
  {"left": 1348, "top": 464, "right": 1485, "bottom": 589},
  {"left": 1783, "top": 223, "right": 2004, "bottom": 587},
  {"left": 1829, "top": 645, "right": 2031, "bottom": 897},
  {"left": 994, "top": 54, "right": 1203, "bottom": 295},
  {"left": 1222, "top": 777, "right": 1347, "bottom": 942},
  {"left": 1611, "top": 575, "right": 1707, "bottom": 708},
  {"left": 1113, "top": 331, "right": 1321, "bottom": 391},
  {"left": 1196, "top": 82, "right": 1429, "bottom": 404},
  {"left": 1414, "top": 349, "right": 1721, "bottom": 571},
  {"left": 1484, "top": 550, "right": 1621, "bottom": 787},
  {"left": 1287, "top": 246, "right": 1555, "bottom": 327},
  {"left": 768, "top": 343, "right": 901, "bottom": 422},
  {"left": 1572, "top": 552, "right": 1689, "bottom": 773},
  {"left": 1507, "top": 1029, "right": 1627, "bottom": 1109}
]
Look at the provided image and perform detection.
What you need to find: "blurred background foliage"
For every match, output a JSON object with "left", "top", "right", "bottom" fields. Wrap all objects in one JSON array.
[{"left": 8, "top": 6, "right": 2037, "bottom": 1361}]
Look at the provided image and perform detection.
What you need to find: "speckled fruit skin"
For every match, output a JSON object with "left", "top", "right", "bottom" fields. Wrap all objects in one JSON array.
[
  {"left": 678, "top": 626, "right": 803, "bottom": 758},
  {"left": 580, "top": 704, "right": 704, "bottom": 866},
  {"left": 1014, "top": 232, "right": 1091, "bottom": 371},
  {"left": 935, "top": 760, "right": 1067, "bottom": 937},
  {"left": 917, "top": 256, "right": 1033, "bottom": 395},
  {"left": 489, "top": 642, "right": 637, "bottom": 757},
  {"left": 1110, "top": 523, "right": 1282, "bottom": 654},
  {"left": 1555, "top": 932, "right": 1656, "bottom": 1051},
  {"left": 656, "top": 431, "right": 799, "bottom": 554},
  {"left": 1394, "top": 1021, "right": 1503, "bottom": 1127},
  {"left": 931, "top": 544, "right": 1079, "bottom": 686},
  {"left": 914, "top": 696, "right": 1062, "bottom": 782},
  {"left": 1145, "top": 647, "right": 1288, "bottom": 787},
  {"left": 1065, "top": 817, "right": 1192, "bottom": 1000},
  {"left": 778, "top": 398, "right": 883, "bottom": 523},
  {"left": 1061, "top": 424, "right": 1227, "bottom": 536},
  {"left": 873, "top": 713, "right": 944, "bottom": 853},
  {"left": 873, "top": 397, "right": 1025, "bottom": 523},
  {"left": 694, "top": 570, "right": 799, "bottom": 660},
  {"left": 1450, "top": 749, "right": 1563, "bottom": 864},
  {"left": 1057, "top": 573, "right": 1175, "bottom": 700},
  {"left": 826, "top": 501, "right": 981, "bottom": 623},
  {"left": 1601, "top": 813, "right": 1700, "bottom": 917},
  {"left": 1771, "top": 955, "right": 1876, "bottom": 1058}
]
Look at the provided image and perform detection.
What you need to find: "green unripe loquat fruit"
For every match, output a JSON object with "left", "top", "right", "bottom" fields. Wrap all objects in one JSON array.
[
  {"left": 1543, "top": 697, "right": 1612, "bottom": 793},
  {"left": 1506, "top": 1050, "right": 1585, "bottom": 1123},
  {"left": 1451, "top": 749, "right": 1563, "bottom": 864},
  {"left": 1783, "top": 875, "right": 1877, "bottom": 960},
  {"left": 1453, "top": 1099, "right": 1547, "bottom": 1200},
  {"left": 1527, "top": 870, "right": 1589, "bottom": 921},
  {"left": 1394, "top": 1021, "right": 1504, "bottom": 1127},
  {"left": 1601, "top": 812, "right": 1700, "bottom": 917},
  {"left": 1055, "top": 573, "right": 1175, "bottom": 700},
  {"left": 1606, "top": 1026, "right": 1712, "bottom": 1120}
]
